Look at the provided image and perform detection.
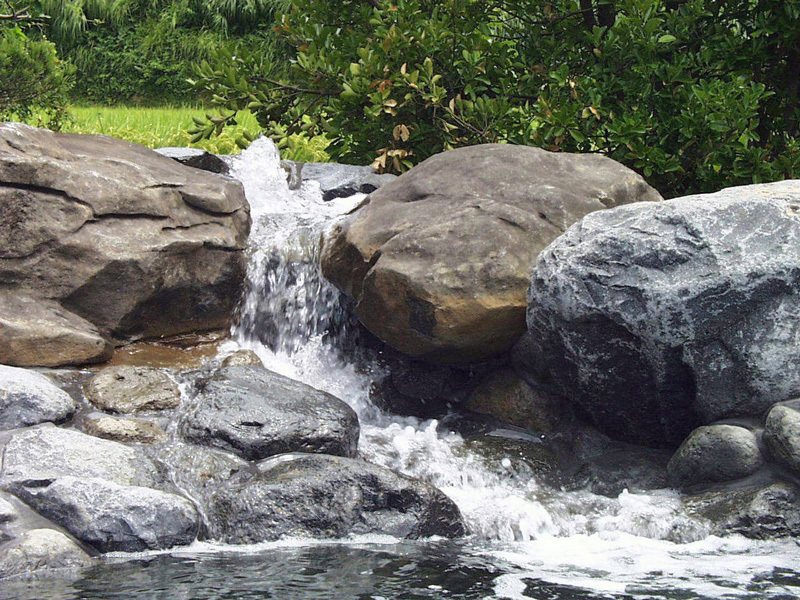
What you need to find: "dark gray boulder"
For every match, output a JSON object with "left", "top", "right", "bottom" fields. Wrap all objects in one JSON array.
[
  {"left": 764, "top": 404, "right": 800, "bottom": 474},
  {"left": 0, "top": 529, "right": 92, "bottom": 579},
  {"left": 286, "top": 161, "right": 396, "bottom": 201},
  {"left": 525, "top": 180, "right": 800, "bottom": 447},
  {"left": 154, "top": 147, "right": 230, "bottom": 175},
  {"left": 667, "top": 425, "right": 764, "bottom": 488},
  {"left": 181, "top": 366, "right": 360, "bottom": 460},
  {"left": 205, "top": 453, "right": 466, "bottom": 543},
  {"left": 0, "top": 123, "right": 250, "bottom": 367},
  {"left": 0, "top": 366, "right": 77, "bottom": 430},
  {"left": 0, "top": 425, "right": 162, "bottom": 492},
  {"left": 13, "top": 477, "right": 199, "bottom": 553},
  {"left": 322, "top": 143, "right": 660, "bottom": 364},
  {"left": 686, "top": 482, "right": 800, "bottom": 539},
  {"left": 571, "top": 447, "right": 671, "bottom": 497}
]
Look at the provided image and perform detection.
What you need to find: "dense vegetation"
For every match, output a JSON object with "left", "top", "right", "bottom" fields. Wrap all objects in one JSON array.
[{"left": 2, "top": 0, "right": 799, "bottom": 195}]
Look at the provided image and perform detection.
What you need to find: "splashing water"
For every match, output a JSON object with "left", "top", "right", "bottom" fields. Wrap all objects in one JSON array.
[{"left": 221, "top": 138, "right": 800, "bottom": 599}]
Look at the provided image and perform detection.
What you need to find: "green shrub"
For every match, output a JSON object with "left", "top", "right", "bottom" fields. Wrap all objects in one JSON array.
[
  {"left": 0, "top": 27, "right": 72, "bottom": 128},
  {"left": 190, "top": 0, "right": 800, "bottom": 196}
]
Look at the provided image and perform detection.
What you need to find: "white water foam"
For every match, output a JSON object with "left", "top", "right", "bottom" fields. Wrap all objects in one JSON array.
[{"left": 224, "top": 137, "right": 800, "bottom": 599}]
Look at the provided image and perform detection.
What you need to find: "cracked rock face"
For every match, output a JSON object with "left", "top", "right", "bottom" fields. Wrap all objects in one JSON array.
[
  {"left": 321, "top": 144, "right": 661, "bottom": 364},
  {"left": 0, "top": 123, "right": 250, "bottom": 367},
  {"left": 525, "top": 180, "right": 800, "bottom": 447}
]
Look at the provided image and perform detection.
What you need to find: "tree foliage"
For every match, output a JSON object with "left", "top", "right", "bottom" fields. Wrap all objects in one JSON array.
[{"left": 191, "top": 0, "right": 800, "bottom": 196}]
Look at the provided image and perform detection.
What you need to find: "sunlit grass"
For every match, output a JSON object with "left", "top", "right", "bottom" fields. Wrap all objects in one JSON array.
[{"left": 63, "top": 105, "right": 261, "bottom": 155}]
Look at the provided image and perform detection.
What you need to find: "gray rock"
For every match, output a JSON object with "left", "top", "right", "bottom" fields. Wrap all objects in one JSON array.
[
  {"left": 220, "top": 349, "right": 264, "bottom": 368},
  {"left": 182, "top": 366, "right": 359, "bottom": 461},
  {"left": 82, "top": 415, "right": 165, "bottom": 444},
  {"left": 14, "top": 477, "right": 199, "bottom": 553},
  {"left": 286, "top": 161, "right": 396, "bottom": 201},
  {"left": 0, "top": 295, "right": 112, "bottom": 367},
  {"left": 83, "top": 366, "right": 181, "bottom": 414},
  {"left": 0, "top": 365, "right": 77, "bottom": 430},
  {"left": 764, "top": 404, "right": 800, "bottom": 473},
  {"left": 686, "top": 482, "right": 800, "bottom": 539},
  {"left": 667, "top": 425, "right": 764, "bottom": 488},
  {"left": 205, "top": 453, "right": 466, "bottom": 543},
  {"left": 0, "top": 497, "right": 16, "bottom": 523},
  {"left": 525, "top": 180, "right": 800, "bottom": 447},
  {"left": 0, "top": 529, "right": 92, "bottom": 579},
  {"left": 570, "top": 448, "right": 671, "bottom": 497},
  {"left": 0, "top": 425, "right": 161, "bottom": 492},
  {"left": 0, "top": 123, "right": 250, "bottom": 368},
  {"left": 465, "top": 368, "right": 566, "bottom": 432},
  {"left": 155, "top": 147, "right": 229, "bottom": 174},
  {"left": 322, "top": 143, "right": 660, "bottom": 364}
]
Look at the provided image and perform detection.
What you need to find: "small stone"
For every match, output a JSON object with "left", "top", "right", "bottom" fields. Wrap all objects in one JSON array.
[
  {"left": 83, "top": 415, "right": 165, "bottom": 444},
  {"left": 0, "top": 529, "right": 92, "bottom": 579},
  {"left": 84, "top": 366, "right": 180, "bottom": 413},
  {"left": 667, "top": 425, "right": 764, "bottom": 488},
  {"left": 0, "top": 497, "right": 17, "bottom": 523},
  {"left": 220, "top": 349, "right": 264, "bottom": 368},
  {"left": 0, "top": 365, "right": 78, "bottom": 430}
]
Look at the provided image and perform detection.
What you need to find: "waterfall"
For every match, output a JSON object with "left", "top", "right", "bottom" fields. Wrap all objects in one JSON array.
[{"left": 218, "top": 138, "right": 800, "bottom": 598}]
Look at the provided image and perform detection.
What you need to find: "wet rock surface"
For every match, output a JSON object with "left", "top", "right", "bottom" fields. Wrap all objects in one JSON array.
[
  {"left": 667, "top": 425, "right": 764, "bottom": 488},
  {"left": 0, "top": 529, "right": 93, "bottom": 580},
  {"left": 0, "top": 123, "right": 250, "bottom": 367},
  {"left": 0, "top": 365, "right": 77, "bottom": 430},
  {"left": 0, "top": 425, "right": 162, "bottom": 491},
  {"left": 15, "top": 477, "right": 199, "bottom": 553},
  {"left": 764, "top": 404, "right": 800, "bottom": 474},
  {"left": 205, "top": 453, "right": 466, "bottom": 543},
  {"left": 83, "top": 366, "right": 181, "bottom": 414},
  {"left": 182, "top": 366, "right": 360, "bottom": 460},
  {"left": 323, "top": 143, "right": 660, "bottom": 364},
  {"left": 285, "top": 161, "right": 396, "bottom": 201},
  {"left": 82, "top": 415, "right": 166, "bottom": 444},
  {"left": 525, "top": 180, "right": 800, "bottom": 447}
]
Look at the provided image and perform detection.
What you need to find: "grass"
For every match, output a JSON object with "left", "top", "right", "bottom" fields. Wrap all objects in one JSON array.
[{"left": 63, "top": 105, "right": 261, "bottom": 155}]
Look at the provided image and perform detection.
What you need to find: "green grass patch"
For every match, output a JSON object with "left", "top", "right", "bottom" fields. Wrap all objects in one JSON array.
[
  {"left": 58, "top": 105, "right": 331, "bottom": 162},
  {"left": 64, "top": 105, "right": 261, "bottom": 155}
]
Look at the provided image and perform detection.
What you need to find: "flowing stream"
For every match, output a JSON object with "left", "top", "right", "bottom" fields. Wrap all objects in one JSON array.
[{"left": 7, "top": 138, "right": 800, "bottom": 600}]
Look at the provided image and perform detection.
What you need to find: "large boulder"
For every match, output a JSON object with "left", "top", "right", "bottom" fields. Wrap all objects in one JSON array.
[
  {"left": 322, "top": 143, "right": 661, "bottom": 364},
  {"left": 0, "top": 123, "right": 250, "bottom": 367},
  {"left": 205, "top": 453, "right": 466, "bottom": 543},
  {"left": 0, "top": 425, "right": 161, "bottom": 492},
  {"left": 0, "top": 529, "right": 93, "bottom": 579},
  {"left": 14, "top": 477, "right": 199, "bottom": 553},
  {"left": 0, "top": 365, "right": 77, "bottom": 430},
  {"left": 525, "top": 180, "right": 800, "bottom": 447},
  {"left": 181, "top": 366, "right": 360, "bottom": 460}
]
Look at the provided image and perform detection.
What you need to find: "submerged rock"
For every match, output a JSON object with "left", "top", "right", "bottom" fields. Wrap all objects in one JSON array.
[
  {"left": 182, "top": 366, "right": 359, "bottom": 460},
  {"left": 15, "top": 477, "right": 199, "bottom": 553},
  {"left": 525, "top": 180, "right": 800, "bottom": 447},
  {"left": 0, "top": 123, "right": 250, "bottom": 367},
  {"left": 0, "top": 425, "right": 162, "bottom": 492},
  {"left": 0, "top": 529, "right": 92, "bottom": 580},
  {"left": 322, "top": 143, "right": 660, "bottom": 364},
  {"left": 206, "top": 453, "right": 466, "bottom": 543},
  {"left": 667, "top": 425, "right": 764, "bottom": 488},
  {"left": 0, "top": 365, "right": 77, "bottom": 430},
  {"left": 83, "top": 366, "right": 181, "bottom": 414}
]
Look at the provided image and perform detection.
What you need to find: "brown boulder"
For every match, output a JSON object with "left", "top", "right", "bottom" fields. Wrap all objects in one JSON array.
[
  {"left": 322, "top": 144, "right": 661, "bottom": 363},
  {"left": 0, "top": 123, "right": 250, "bottom": 367}
]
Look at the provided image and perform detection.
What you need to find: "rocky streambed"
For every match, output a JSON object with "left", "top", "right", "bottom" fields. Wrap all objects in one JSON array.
[{"left": 2, "top": 123, "right": 800, "bottom": 598}]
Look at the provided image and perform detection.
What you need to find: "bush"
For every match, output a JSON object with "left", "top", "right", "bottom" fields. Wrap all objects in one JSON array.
[
  {"left": 0, "top": 27, "right": 72, "bottom": 128},
  {"left": 190, "top": 0, "right": 800, "bottom": 196}
]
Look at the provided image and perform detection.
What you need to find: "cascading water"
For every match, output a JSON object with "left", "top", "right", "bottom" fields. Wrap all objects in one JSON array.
[{"left": 207, "top": 137, "right": 800, "bottom": 599}]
